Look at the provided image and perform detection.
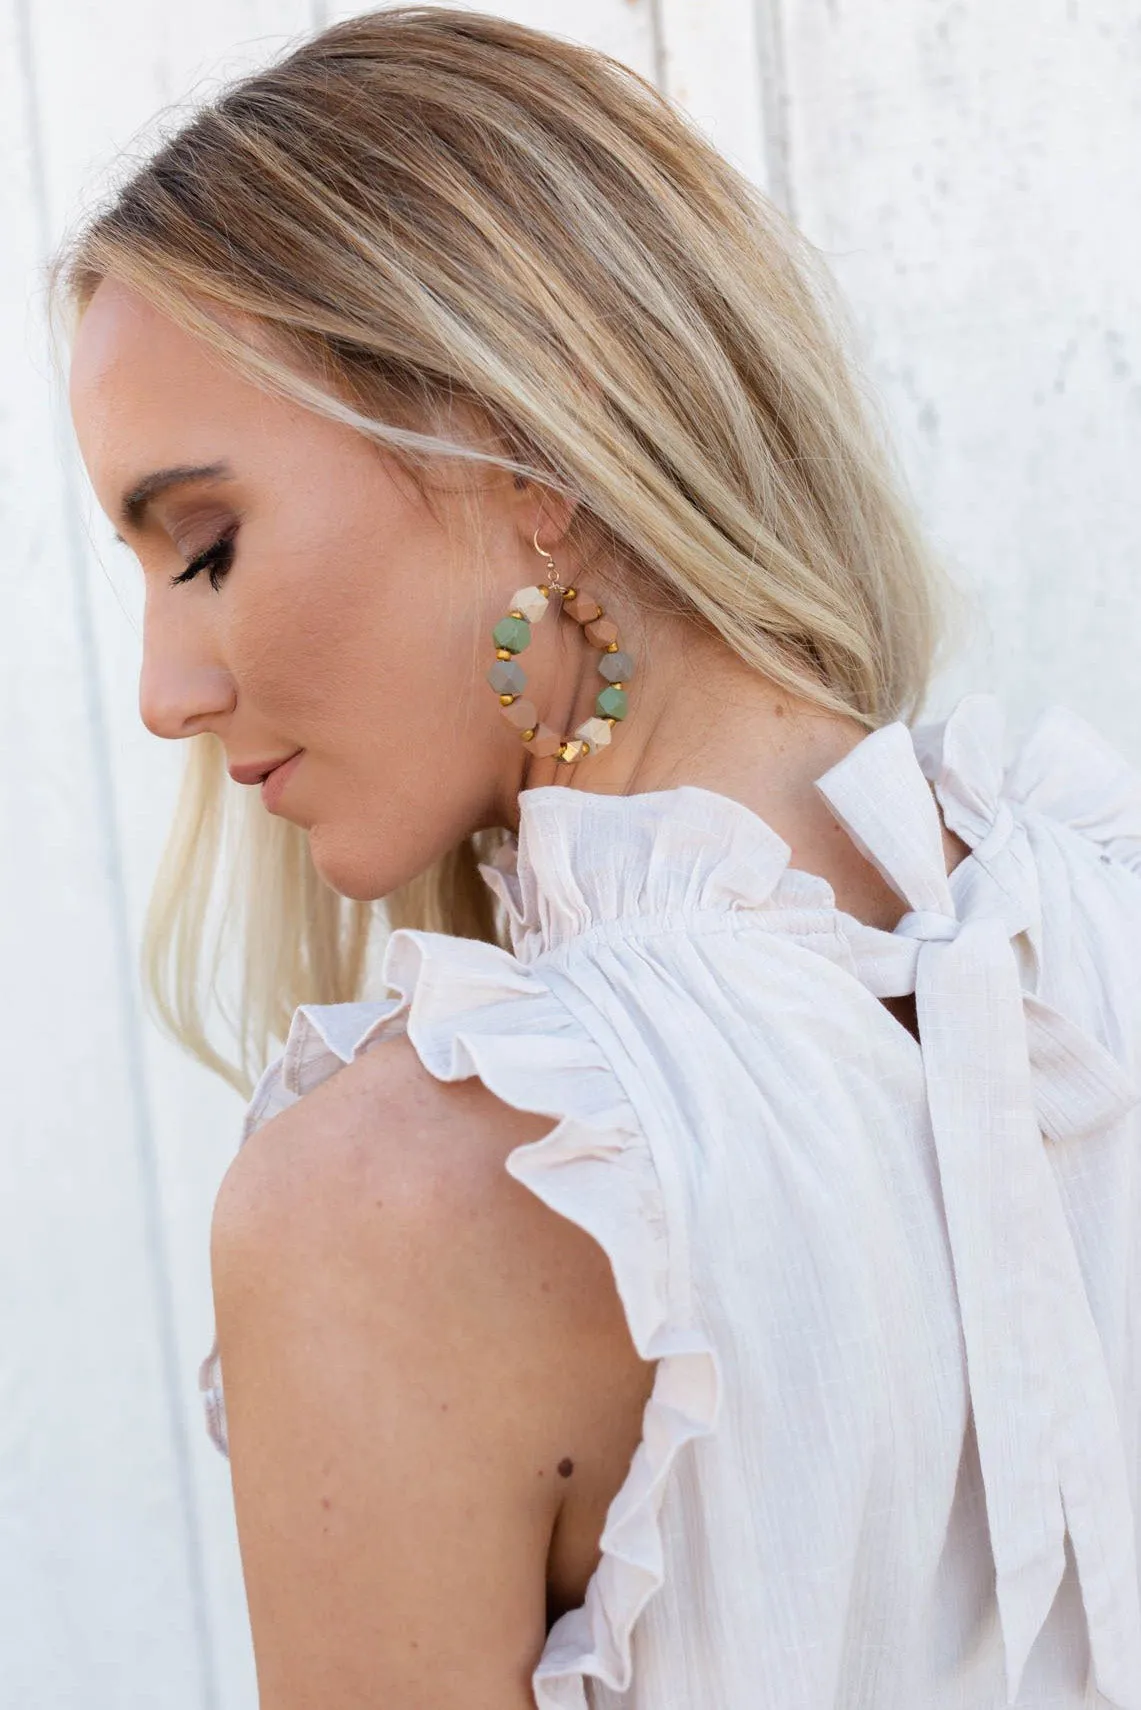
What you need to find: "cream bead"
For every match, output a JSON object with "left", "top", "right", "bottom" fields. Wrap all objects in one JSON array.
[
  {"left": 575, "top": 716, "right": 613, "bottom": 751},
  {"left": 510, "top": 585, "right": 550, "bottom": 624}
]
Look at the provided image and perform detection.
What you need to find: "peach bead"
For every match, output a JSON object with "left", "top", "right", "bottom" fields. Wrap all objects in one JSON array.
[
  {"left": 565, "top": 597, "right": 602, "bottom": 624},
  {"left": 523, "top": 723, "right": 563, "bottom": 758},
  {"left": 500, "top": 697, "right": 539, "bottom": 731},
  {"left": 584, "top": 617, "right": 619, "bottom": 649}
]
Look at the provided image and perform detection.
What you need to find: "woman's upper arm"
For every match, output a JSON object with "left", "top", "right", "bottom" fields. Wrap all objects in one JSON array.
[{"left": 209, "top": 1032, "right": 645, "bottom": 1709}]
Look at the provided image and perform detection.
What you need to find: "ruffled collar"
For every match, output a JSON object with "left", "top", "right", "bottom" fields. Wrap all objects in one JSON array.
[
  {"left": 478, "top": 691, "right": 1006, "bottom": 965},
  {"left": 478, "top": 779, "right": 840, "bottom": 963}
]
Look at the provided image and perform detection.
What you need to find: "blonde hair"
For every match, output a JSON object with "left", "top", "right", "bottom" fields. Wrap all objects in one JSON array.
[{"left": 50, "top": 5, "right": 965, "bottom": 1096}]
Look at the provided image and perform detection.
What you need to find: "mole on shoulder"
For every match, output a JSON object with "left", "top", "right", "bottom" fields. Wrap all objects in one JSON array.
[{"left": 557, "top": 1456, "right": 574, "bottom": 1478}]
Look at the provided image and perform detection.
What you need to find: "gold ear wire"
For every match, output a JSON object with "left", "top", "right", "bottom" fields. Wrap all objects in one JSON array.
[{"left": 532, "top": 528, "right": 564, "bottom": 593}]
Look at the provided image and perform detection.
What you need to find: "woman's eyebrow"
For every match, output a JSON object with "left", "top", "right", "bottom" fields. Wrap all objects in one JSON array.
[{"left": 113, "top": 459, "right": 235, "bottom": 542}]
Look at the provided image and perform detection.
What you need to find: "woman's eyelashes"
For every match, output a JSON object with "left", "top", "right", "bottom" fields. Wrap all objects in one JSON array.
[{"left": 169, "top": 526, "right": 238, "bottom": 591}]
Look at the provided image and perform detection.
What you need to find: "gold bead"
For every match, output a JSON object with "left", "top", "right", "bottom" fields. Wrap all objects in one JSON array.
[
  {"left": 495, "top": 647, "right": 512, "bottom": 660},
  {"left": 498, "top": 693, "right": 516, "bottom": 706},
  {"left": 606, "top": 641, "right": 619, "bottom": 652},
  {"left": 604, "top": 716, "right": 617, "bottom": 726},
  {"left": 522, "top": 727, "right": 537, "bottom": 741},
  {"left": 538, "top": 583, "right": 549, "bottom": 596},
  {"left": 563, "top": 588, "right": 577, "bottom": 601},
  {"left": 610, "top": 682, "right": 626, "bottom": 691},
  {"left": 508, "top": 609, "right": 525, "bottom": 620}
]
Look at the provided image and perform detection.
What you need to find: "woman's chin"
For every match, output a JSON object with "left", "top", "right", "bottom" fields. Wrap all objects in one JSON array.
[{"left": 305, "top": 825, "right": 397, "bottom": 904}]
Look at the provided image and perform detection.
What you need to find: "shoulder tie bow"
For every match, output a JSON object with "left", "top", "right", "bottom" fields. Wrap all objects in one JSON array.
[{"left": 814, "top": 694, "right": 1141, "bottom": 1708}]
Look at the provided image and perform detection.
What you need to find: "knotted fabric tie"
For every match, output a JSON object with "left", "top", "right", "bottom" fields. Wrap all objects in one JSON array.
[{"left": 815, "top": 720, "right": 1141, "bottom": 1708}]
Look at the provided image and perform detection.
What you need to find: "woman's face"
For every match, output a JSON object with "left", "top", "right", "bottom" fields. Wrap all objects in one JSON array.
[{"left": 68, "top": 278, "right": 577, "bottom": 900}]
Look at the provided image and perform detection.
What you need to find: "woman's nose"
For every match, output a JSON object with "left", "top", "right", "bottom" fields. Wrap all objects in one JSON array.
[{"left": 139, "top": 634, "right": 235, "bottom": 740}]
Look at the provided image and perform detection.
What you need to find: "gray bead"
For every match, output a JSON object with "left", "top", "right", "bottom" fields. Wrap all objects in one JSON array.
[
  {"left": 597, "top": 649, "right": 634, "bottom": 683},
  {"left": 486, "top": 659, "right": 527, "bottom": 695}
]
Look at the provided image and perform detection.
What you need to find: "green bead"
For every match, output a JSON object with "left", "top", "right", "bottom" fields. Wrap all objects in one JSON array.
[
  {"left": 492, "top": 615, "right": 531, "bottom": 653},
  {"left": 596, "top": 685, "right": 628, "bottom": 720}
]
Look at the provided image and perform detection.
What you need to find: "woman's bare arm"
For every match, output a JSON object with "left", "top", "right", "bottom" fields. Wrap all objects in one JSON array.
[{"left": 210, "top": 1031, "right": 654, "bottom": 1709}]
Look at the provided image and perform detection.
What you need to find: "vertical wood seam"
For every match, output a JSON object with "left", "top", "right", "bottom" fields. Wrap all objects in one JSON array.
[
  {"left": 754, "top": 0, "right": 796, "bottom": 220},
  {"left": 11, "top": 3, "right": 220, "bottom": 1705},
  {"left": 647, "top": 0, "right": 668, "bottom": 94}
]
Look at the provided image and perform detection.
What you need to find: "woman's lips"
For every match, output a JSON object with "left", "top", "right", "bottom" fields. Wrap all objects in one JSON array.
[{"left": 260, "top": 750, "right": 303, "bottom": 811}]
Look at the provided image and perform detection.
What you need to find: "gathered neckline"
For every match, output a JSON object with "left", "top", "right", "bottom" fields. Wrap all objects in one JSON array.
[{"left": 478, "top": 700, "right": 983, "bottom": 965}]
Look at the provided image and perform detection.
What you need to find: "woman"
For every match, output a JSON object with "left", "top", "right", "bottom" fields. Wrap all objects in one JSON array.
[{"left": 55, "top": 8, "right": 1141, "bottom": 1707}]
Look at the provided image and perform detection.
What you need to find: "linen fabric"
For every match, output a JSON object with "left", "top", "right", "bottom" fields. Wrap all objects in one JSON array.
[{"left": 199, "top": 691, "right": 1141, "bottom": 1709}]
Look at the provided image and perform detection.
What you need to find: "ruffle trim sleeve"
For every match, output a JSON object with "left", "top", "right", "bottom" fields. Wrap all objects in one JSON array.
[{"left": 199, "top": 925, "right": 721, "bottom": 1709}]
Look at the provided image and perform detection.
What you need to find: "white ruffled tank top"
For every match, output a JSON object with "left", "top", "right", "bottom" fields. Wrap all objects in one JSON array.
[{"left": 200, "top": 691, "right": 1141, "bottom": 1710}]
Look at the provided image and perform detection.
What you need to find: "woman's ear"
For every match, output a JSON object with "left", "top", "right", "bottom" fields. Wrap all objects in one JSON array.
[{"left": 511, "top": 478, "right": 581, "bottom": 557}]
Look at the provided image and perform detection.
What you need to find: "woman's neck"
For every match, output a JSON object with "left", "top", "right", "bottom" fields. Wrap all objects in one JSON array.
[{"left": 508, "top": 612, "right": 970, "bottom": 935}]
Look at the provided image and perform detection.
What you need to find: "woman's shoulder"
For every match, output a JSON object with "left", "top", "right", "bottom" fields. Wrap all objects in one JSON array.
[
  {"left": 210, "top": 1009, "right": 651, "bottom": 1418},
  {"left": 202, "top": 924, "right": 718, "bottom": 1702},
  {"left": 210, "top": 931, "right": 657, "bottom": 1429},
  {"left": 206, "top": 1012, "right": 656, "bottom": 1702},
  {"left": 211, "top": 1024, "right": 548, "bottom": 1258}
]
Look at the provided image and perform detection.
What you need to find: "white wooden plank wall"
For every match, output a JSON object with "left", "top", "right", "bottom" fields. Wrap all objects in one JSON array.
[
  {"left": 779, "top": 1, "right": 1141, "bottom": 741},
  {"left": 3, "top": 2, "right": 1138, "bottom": 1703}
]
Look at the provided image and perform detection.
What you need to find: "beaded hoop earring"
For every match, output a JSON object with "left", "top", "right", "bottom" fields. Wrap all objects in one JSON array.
[{"left": 486, "top": 531, "right": 633, "bottom": 763}]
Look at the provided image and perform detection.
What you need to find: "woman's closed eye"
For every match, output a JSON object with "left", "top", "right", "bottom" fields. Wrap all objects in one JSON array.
[{"left": 169, "top": 525, "right": 238, "bottom": 591}]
